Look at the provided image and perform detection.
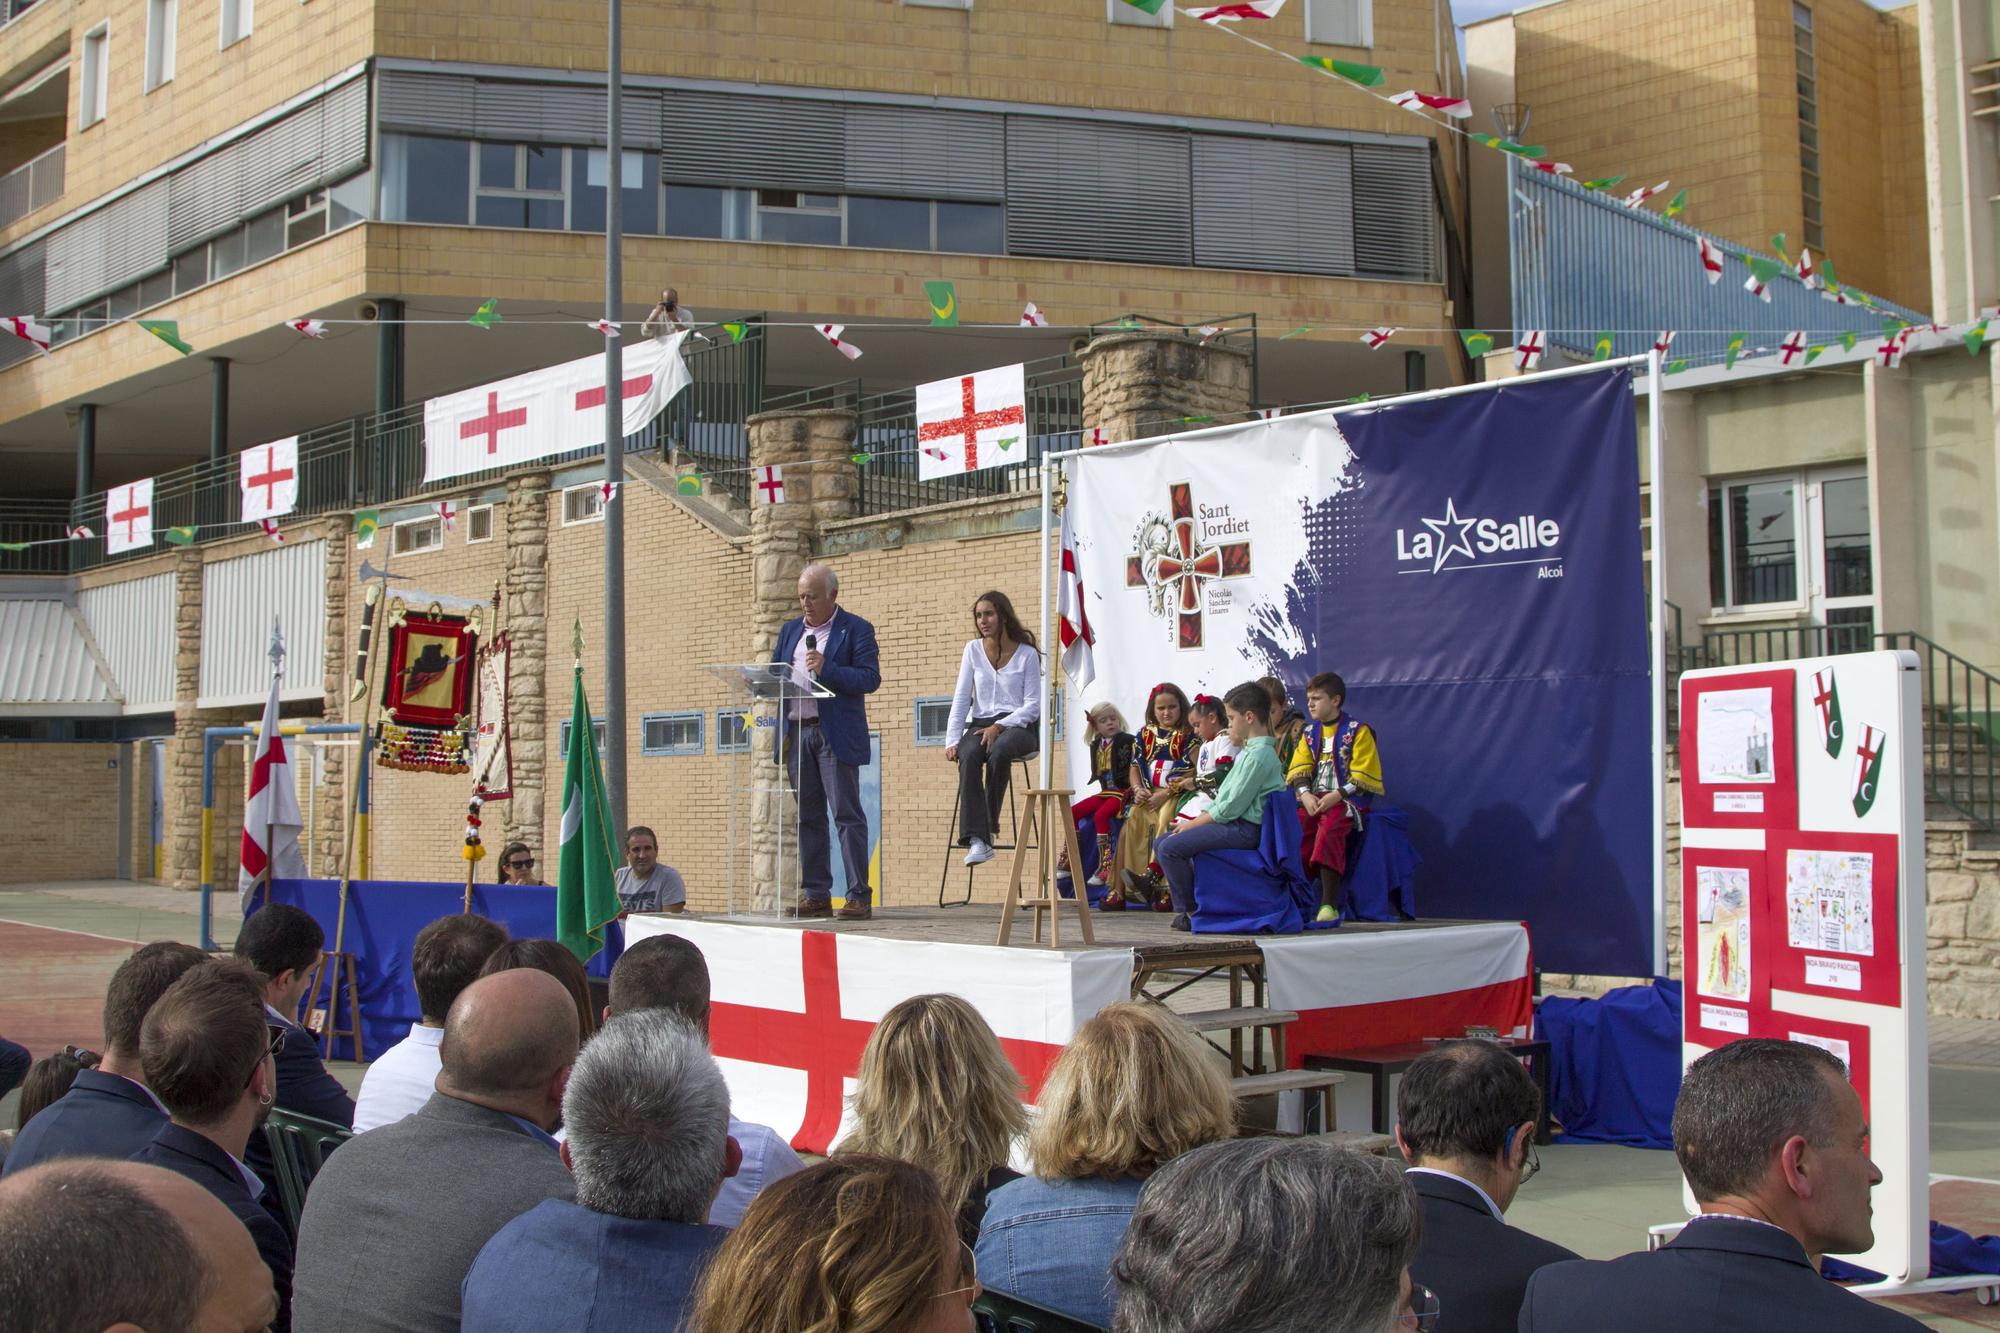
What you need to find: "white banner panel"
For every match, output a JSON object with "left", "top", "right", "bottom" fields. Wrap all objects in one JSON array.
[{"left": 238, "top": 436, "right": 300, "bottom": 524}]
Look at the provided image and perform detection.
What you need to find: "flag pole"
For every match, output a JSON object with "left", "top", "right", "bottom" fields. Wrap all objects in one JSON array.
[
  {"left": 1037, "top": 459, "right": 1054, "bottom": 790},
  {"left": 599, "top": 0, "right": 630, "bottom": 841},
  {"left": 261, "top": 615, "right": 284, "bottom": 907}
]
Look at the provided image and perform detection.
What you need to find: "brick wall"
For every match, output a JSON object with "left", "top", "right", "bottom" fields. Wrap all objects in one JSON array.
[{"left": 0, "top": 743, "right": 122, "bottom": 882}]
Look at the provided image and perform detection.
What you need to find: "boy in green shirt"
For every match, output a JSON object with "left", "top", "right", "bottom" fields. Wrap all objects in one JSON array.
[{"left": 1152, "top": 680, "right": 1290, "bottom": 932}]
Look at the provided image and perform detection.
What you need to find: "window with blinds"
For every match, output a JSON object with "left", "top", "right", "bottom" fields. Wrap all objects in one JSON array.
[
  {"left": 1193, "top": 137, "right": 1355, "bottom": 276},
  {"left": 1305, "top": 0, "right": 1371, "bottom": 46},
  {"left": 1004, "top": 116, "right": 1191, "bottom": 266}
]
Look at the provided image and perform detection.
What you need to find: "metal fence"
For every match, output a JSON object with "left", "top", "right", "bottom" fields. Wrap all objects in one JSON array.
[
  {"left": 0, "top": 143, "right": 62, "bottom": 231},
  {"left": 1509, "top": 157, "right": 1928, "bottom": 368}
]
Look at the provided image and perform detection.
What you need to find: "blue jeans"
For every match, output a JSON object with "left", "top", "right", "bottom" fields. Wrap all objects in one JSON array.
[{"left": 1155, "top": 819, "right": 1261, "bottom": 914}]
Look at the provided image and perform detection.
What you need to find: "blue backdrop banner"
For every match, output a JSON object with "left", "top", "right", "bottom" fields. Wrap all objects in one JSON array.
[{"left": 1066, "top": 368, "right": 1651, "bottom": 974}]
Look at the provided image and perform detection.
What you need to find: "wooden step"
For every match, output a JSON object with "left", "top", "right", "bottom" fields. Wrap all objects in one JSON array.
[
  {"left": 1178, "top": 1006, "right": 1300, "bottom": 1034},
  {"left": 1231, "top": 1068, "right": 1346, "bottom": 1097}
]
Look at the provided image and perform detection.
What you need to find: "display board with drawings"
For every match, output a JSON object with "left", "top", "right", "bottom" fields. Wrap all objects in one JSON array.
[{"left": 1676, "top": 650, "right": 1928, "bottom": 1286}]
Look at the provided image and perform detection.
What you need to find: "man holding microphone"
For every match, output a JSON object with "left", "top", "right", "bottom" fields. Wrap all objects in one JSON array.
[{"left": 772, "top": 563, "right": 881, "bottom": 920}]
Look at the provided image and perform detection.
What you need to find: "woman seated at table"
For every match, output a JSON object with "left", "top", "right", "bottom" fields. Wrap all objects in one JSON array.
[
  {"left": 944, "top": 590, "right": 1041, "bottom": 868},
  {"left": 495, "top": 842, "right": 547, "bottom": 886}
]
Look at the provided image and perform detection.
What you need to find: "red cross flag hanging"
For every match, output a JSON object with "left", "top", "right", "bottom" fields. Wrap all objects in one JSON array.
[
  {"left": 238, "top": 436, "right": 299, "bottom": 524},
  {"left": 1876, "top": 330, "right": 1908, "bottom": 369},
  {"left": 1653, "top": 330, "right": 1678, "bottom": 356},
  {"left": 1513, "top": 331, "right": 1546, "bottom": 372},
  {"left": 1778, "top": 331, "right": 1809, "bottom": 367},
  {"left": 916, "top": 362, "right": 1029, "bottom": 482},
  {"left": 106, "top": 478, "right": 156, "bottom": 555},
  {"left": 421, "top": 332, "right": 693, "bottom": 484},
  {"left": 754, "top": 465, "right": 786, "bottom": 505},
  {"left": 1699, "top": 236, "right": 1726, "bottom": 285},
  {"left": 1360, "top": 327, "right": 1398, "bottom": 350}
]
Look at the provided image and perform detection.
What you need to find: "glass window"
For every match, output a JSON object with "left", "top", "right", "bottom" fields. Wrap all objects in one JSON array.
[
  {"left": 210, "top": 226, "right": 247, "bottom": 279},
  {"left": 524, "top": 144, "right": 562, "bottom": 192},
  {"left": 475, "top": 195, "right": 564, "bottom": 229},
  {"left": 572, "top": 150, "right": 658, "bottom": 235},
  {"left": 914, "top": 697, "right": 953, "bottom": 746},
  {"left": 937, "top": 201, "right": 1004, "bottom": 254},
  {"left": 560, "top": 718, "right": 607, "bottom": 759},
  {"left": 138, "top": 271, "right": 173, "bottom": 309},
  {"left": 1820, "top": 477, "right": 1872, "bottom": 598},
  {"left": 758, "top": 207, "right": 841, "bottom": 246},
  {"left": 562, "top": 483, "right": 604, "bottom": 525},
  {"left": 847, "top": 195, "right": 931, "bottom": 251},
  {"left": 1708, "top": 479, "right": 1799, "bottom": 609},
  {"left": 287, "top": 206, "right": 328, "bottom": 247},
  {"left": 329, "top": 172, "right": 370, "bottom": 230},
  {"left": 392, "top": 516, "right": 443, "bottom": 555},
  {"left": 106, "top": 284, "right": 139, "bottom": 319},
  {"left": 641, "top": 711, "right": 705, "bottom": 756},
  {"left": 716, "top": 708, "right": 751, "bottom": 753},
  {"left": 245, "top": 208, "right": 284, "bottom": 264},
  {"left": 172, "top": 247, "right": 208, "bottom": 293},
  {"left": 391, "top": 136, "right": 471, "bottom": 225},
  {"left": 479, "top": 143, "right": 518, "bottom": 189},
  {"left": 665, "top": 184, "right": 729, "bottom": 238}
]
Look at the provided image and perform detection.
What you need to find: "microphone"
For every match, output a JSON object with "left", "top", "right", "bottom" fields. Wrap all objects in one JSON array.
[{"left": 806, "top": 633, "right": 817, "bottom": 654}]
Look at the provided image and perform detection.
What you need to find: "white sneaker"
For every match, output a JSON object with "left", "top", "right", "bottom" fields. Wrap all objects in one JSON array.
[
  {"left": 1086, "top": 873, "right": 1105, "bottom": 887},
  {"left": 964, "top": 839, "right": 994, "bottom": 866}
]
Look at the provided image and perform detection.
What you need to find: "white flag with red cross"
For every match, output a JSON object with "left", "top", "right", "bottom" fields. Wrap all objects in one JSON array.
[
  {"left": 422, "top": 333, "right": 692, "bottom": 484},
  {"left": 753, "top": 465, "right": 786, "bottom": 505},
  {"left": 1699, "top": 236, "right": 1726, "bottom": 285},
  {"left": 624, "top": 917, "right": 1132, "bottom": 1153},
  {"left": 105, "top": 478, "right": 156, "bottom": 555},
  {"left": 1389, "top": 89, "right": 1471, "bottom": 118},
  {"left": 1513, "top": 331, "right": 1546, "bottom": 372},
  {"left": 1058, "top": 489, "right": 1096, "bottom": 690},
  {"left": 916, "top": 362, "right": 1029, "bottom": 482},
  {"left": 1778, "top": 331, "right": 1809, "bottom": 367},
  {"left": 239, "top": 622, "right": 306, "bottom": 904},
  {"left": 3, "top": 315, "right": 53, "bottom": 353},
  {"left": 1361, "top": 327, "right": 1399, "bottom": 350},
  {"left": 239, "top": 436, "right": 300, "bottom": 524}
]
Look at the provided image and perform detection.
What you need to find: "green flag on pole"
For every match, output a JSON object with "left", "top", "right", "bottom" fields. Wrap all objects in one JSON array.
[{"left": 556, "top": 662, "right": 622, "bottom": 964}]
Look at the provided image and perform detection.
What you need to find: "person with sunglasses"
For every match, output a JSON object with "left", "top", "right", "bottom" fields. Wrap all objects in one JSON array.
[
  {"left": 132, "top": 960, "right": 294, "bottom": 1331},
  {"left": 495, "top": 842, "right": 547, "bottom": 887},
  {"left": 1395, "top": 1039, "right": 1576, "bottom": 1333}
]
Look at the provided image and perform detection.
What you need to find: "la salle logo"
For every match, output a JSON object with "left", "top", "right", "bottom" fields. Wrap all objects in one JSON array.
[
  {"left": 1126, "top": 480, "right": 1252, "bottom": 649},
  {"left": 1396, "top": 498, "right": 1563, "bottom": 574}
]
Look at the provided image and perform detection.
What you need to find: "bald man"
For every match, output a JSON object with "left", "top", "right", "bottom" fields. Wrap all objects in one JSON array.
[
  {"left": 290, "top": 969, "right": 580, "bottom": 1333},
  {"left": 0, "top": 1159, "right": 278, "bottom": 1333}
]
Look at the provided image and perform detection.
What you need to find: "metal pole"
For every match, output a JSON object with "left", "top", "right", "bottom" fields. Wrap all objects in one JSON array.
[
  {"left": 1646, "top": 348, "right": 1669, "bottom": 977},
  {"left": 75, "top": 403, "right": 96, "bottom": 499},
  {"left": 601, "top": 0, "right": 629, "bottom": 838},
  {"left": 1037, "top": 460, "right": 1054, "bottom": 790},
  {"left": 375, "top": 298, "right": 404, "bottom": 416},
  {"left": 209, "top": 358, "right": 230, "bottom": 466}
]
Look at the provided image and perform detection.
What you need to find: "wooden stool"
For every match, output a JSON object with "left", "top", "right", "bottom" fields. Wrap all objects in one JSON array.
[
  {"left": 995, "top": 788, "right": 1095, "bottom": 948},
  {"left": 300, "top": 950, "right": 366, "bottom": 1063}
]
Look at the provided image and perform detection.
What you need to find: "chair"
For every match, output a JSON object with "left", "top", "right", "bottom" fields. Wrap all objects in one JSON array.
[
  {"left": 938, "top": 756, "right": 1037, "bottom": 907},
  {"left": 1189, "top": 789, "right": 1316, "bottom": 934},
  {"left": 974, "top": 1287, "right": 1107, "bottom": 1332},
  {"left": 259, "top": 1106, "right": 354, "bottom": 1234}
]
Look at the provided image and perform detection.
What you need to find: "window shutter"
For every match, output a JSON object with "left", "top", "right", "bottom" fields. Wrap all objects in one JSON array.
[
  {"left": 661, "top": 92, "right": 844, "bottom": 192},
  {"left": 377, "top": 69, "right": 477, "bottom": 136},
  {"left": 168, "top": 76, "right": 372, "bottom": 252},
  {"left": 46, "top": 181, "right": 168, "bottom": 309},
  {"left": 1350, "top": 142, "right": 1436, "bottom": 281},
  {"left": 844, "top": 105, "right": 1004, "bottom": 201},
  {"left": 1004, "top": 116, "right": 1190, "bottom": 265},
  {"left": 1193, "top": 136, "right": 1354, "bottom": 276},
  {"left": 474, "top": 82, "right": 663, "bottom": 149}
]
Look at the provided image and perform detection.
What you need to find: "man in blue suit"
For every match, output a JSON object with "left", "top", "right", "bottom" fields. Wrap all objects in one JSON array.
[
  {"left": 234, "top": 904, "right": 354, "bottom": 1207},
  {"left": 460, "top": 1008, "right": 734, "bottom": 1331},
  {"left": 1520, "top": 1038, "right": 1924, "bottom": 1332},
  {"left": 1, "top": 940, "right": 209, "bottom": 1178},
  {"left": 772, "top": 562, "right": 881, "bottom": 920}
]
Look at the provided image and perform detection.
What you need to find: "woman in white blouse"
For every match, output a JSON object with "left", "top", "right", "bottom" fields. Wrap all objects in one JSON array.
[{"left": 944, "top": 590, "right": 1042, "bottom": 866}]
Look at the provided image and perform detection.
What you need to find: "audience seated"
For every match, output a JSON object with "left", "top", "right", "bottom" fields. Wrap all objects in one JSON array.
[
  {"left": 1394, "top": 1039, "right": 1576, "bottom": 1333},
  {"left": 694, "top": 1154, "right": 979, "bottom": 1333},
  {"left": 975, "top": 1002, "right": 1236, "bottom": 1329},
  {"left": 841, "top": 993, "right": 1027, "bottom": 1245},
  {"left": 132, "top": 959, "right": 297, "bottom": 1332},
  {"left": 480, "top": 936, "right": 599, "bottom": 1045},
  {"left": 352, "top": 913, "right": 509, "bottom": 1133},
  {"left": 0, "top": 1159, "right": 278, "bottom": 1333},
  {"left": 1520, "top": 1038, "right": 1924, "bottom": 1332},
  {"left": 290, "top": 968, "right": 580, "bottom": 1333},
  {"left": 1, "top": 940, "right": 209, "bottom": 1177},
  {"left": 13, "top": 1046, "right": 98, "bottom": 1133},
  {"left": 462, "top": 1010, "right": 734, "bottom": 1331},
  {"left": 233, "top": 904, "right": 356, "bottom": 1130},
  {"left": 1112, "top": 1138, "right": 1423, "bottom": 1333},
  {"left": 603, "top": 934, "right": 803, "bottom": 1227},
  {"left": 0, "top": 1036, "right": 26, "bottom": 1101}
]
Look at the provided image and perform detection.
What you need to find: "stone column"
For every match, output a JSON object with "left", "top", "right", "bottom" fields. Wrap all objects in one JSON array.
[
  {"left": 744, "top": 406, "right": 859, "bottom": 908},
  {"left": 503, "top": 471, "right": 551, "bottom": 848},
  {"left": 1077, "top": 330, "right": 1254, "bottom": 443},
  {"left": 165, "top": 548, "right": 216, "bottom": 891}
]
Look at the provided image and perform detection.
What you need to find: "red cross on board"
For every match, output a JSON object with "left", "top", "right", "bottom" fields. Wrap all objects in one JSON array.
[
  {"left": 244, "top": 446, "right": 294, "bottom": 509},
  {"left": 707, "top": 931, "right": 1067, "bottom": 1153},
  {"left": 460, "top": 392, "right": 529, "bottom": 455},
  {"left": 573, "top": 373, "right": 654, "bottom": 412},
  {"left": 917, "top": 375, "right": 1026, "bottom": 472},
  {"left": 1855, "top": 729, "right": 1881, "bottom": 775},
  {"left": 110, "top": 488, "right": 150, "bottom": 542},
  {"left": 1812, "top": 676, "right": 1835, "bottom": 723},
  {"left": 1124, "top": 481, "right": 1252, "bottom": 649}
]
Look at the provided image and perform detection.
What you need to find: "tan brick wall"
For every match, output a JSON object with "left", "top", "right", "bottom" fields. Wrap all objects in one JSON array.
[
  {"left": 0, "top": 116, "right": 63, "bottom": 175},
  {"left": 0, "top": 742, "right": 122, "bottom": 882},
  {"left": 1875, "top": 4, "right": 1931, "bottom": 311}
]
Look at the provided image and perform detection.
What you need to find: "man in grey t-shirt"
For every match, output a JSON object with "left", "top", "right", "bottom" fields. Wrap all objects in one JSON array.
[{"left": 612, "top": 826, "right": 686, "bottom": 914}]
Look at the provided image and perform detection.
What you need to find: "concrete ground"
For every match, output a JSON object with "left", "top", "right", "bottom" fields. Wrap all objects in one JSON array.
[{"left": 3, "top": 879, "right": 1997, "bottom": 1327}]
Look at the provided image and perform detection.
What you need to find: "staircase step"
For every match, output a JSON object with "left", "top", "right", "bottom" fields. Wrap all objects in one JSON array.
[
  {"left": 1232, "top": 1069, "right": 1346, "bottom": 1097},
  {"left": 1178, "top": 1006, "right": 1300, "bottom": 1034}
]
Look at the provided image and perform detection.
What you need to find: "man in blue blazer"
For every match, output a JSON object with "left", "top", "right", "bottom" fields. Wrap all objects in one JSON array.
[
  {"left": 1, "top": 940, "right": 210, "bottom": 1178},
  {"left": 1520, "top": 1038, "right": 1924, "bottom": 1332},
  {"left": 235, "top": 904, "right": 355, "bottom": 1208},
  {"left": 771, "top": 562, "right": 881, "bottom": 919}
]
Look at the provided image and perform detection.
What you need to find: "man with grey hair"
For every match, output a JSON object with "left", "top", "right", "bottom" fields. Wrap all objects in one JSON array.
[
  {"left": 460, "top": 1009, "right": 737, "bottom": 1331},
  {"left": 1111, "top": 1138, "right": 1426, "bottom": 1333},
  {"left": 1521, "top": 1038, "right": 1922, "bottom": 1331},
  {"left": 772, "top": 560, "right": 881, "bottom": 920}
]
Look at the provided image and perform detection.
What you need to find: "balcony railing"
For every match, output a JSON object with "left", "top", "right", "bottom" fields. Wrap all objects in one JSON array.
[
  {"left": 0, "top": 0, "right": 42, "bottom": 25},
  {"left": 1509, "top": 158, "right": 1927, "bottom": 369},
  {"left": 0, "top": 142, "right": 63, "bottom": 231}
]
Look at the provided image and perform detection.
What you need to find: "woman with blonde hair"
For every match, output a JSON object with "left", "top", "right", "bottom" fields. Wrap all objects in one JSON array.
[
  {"left": 840, "top": 993, "right": 1028, "bottom": 1244},
  {"left": 693, "top": 1155, "right": 980, "bottom": 1333},
  {"left": 974, "top": 1001, "right": 1235, "bottom": 1329}
]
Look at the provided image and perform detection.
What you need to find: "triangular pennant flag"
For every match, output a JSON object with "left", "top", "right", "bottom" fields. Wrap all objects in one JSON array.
[
  {"left": 1279, "top": 326, "right": 1311, "bottom": 340},
  {"left": 1724, "top": 333, "right": 1747, "bottom": 369},
  {"left": 1794, "top": 248, "right": 1818, "bottom": 289},
  {"left": 1299, "top": 55, "right": 1385, "bottom": 86},
  {"left": 1875, "top": 328, "right": 1908, "bottom": 369},
  {"left": 1591, "top": 332, "right": 1615, "bottom": 361},
  {"left": 1344, "top": 393, "right": 1372, "bottom": 404},
  {"left": 354, "top": 510, "right": 379, "bottom": 549},
  {"left": 1197, "top": 325, "right": 1223, "bottom": 345},
  {"left": 1778, "top": 330, "right": 1809, "bottom": 366},
  {"left": 818, "top": 324, "right": 864, "bottom": 360},
  {"left": 1664, "top": 188, "right": 1689, "bottom": 219},
  {"left": 0, "top": 540, "right": 30, "bottom": 552},
  {"left": 1665, "top": 359, "right": 1689, "bottom": 374},
  {"left": 139, "top": 320, "right": 193, "bottom": 355},
  {"left": 1621, "top": 180, "right": 1671, "bottom": 209},
  {"left": 1579, "top": 175, "right": 1628, "bottom": 191},
  {"left": 1698, "top": 236, "right": 1725, "bottom": 284},
  {"left": 1840, "top": 331, "right": 1857, "bottom": 353},
  {"left": 1189, "top": 0, "right": 1284, "bottom": 20},
  {"left": 435, "top": 500, "right": 457, "bottom": 532},
  {"left": 1965, "top": 320, "right": 1989, "bottom": 355},
  {"left": 1469, "top": 133, "right": 1548, "bottom": 159},
  {"left": 288, "top": 318, "right": 327, "bottom": 339},
  {"left": 67, "top": 525, "right": 95, "bottom": 540},
  {"left": 259, "top": 519, "right": 285, "bottom": 543},
  {"left": 1389, "top": 89, "right": 1472, "bottom": 117},
  {"left": 720, "top": 322, "right": 747, "bottom": 343},
  {"left": 1770, "top": 234, "right": 1789, "bottom": 262},
  {"left": 924, "top": 280, "right": 959, "bottom": 327},
  {"left": 1529, "top": 159, "right": 1574, "bottom": 176},
  {"left": 467, "top": 299, "right": 501, "bottom": 330},
  {"left": 2, "top": 316, "right": 52, "bottom": 353},
  {"left": 676, "top": 473, "right": 704, "bottom": 495},
  {"left": 1181, "top": 414, "right": 1217, "bottom": 423},
  {"left": 1020, "top": 302, "right": 1050, "bottom": 328},
  {"left": 1360, "top": 326, "right": 1398, "bottom": 350},
  {"left": 599, "top": 480, "right": 620, "bottom": 506},
  {"left": 849, "top": 452, "right": 874, "bottom": 465},
  {"left": 1805, "top": 344, "right": 1826, "bottom": 365},
  {"left": 1459, "top": 329, "right": 1495, "bottom": 357},
  {"left": 163, "top": 525, "right": 198, "bottom": 547},
  {"left": 1744, "top": 256, "right": 1783, "bottom": 302},
  {"left": 1513, "top": 330, "right": 1546, "bottom": 371}
]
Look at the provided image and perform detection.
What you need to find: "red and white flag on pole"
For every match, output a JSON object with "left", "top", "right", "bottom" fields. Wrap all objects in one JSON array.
[
  {"left": 1698, "top": 236, "right": 1725, "bottom": 285},
  {"left": 1360, "top": 327, "right": 1399, "bottom": 350},
  {"left": 818, "top": 324, "right": 863, "bottom": 360},
  {"left": 1058, "top": 495, "right": 1096, "bottom": 691},
  {"left": 239, "top": 436, "right": 299, "bottom": 524},
  {"left": 1389, "top": 90, "right": 1472, "bottom": 118},
  {"left": 239, "top": 620, "right": 306, "bottom": 905},
  {"left": 916, "top": 363, "right": 1028, "bottom": 481}
]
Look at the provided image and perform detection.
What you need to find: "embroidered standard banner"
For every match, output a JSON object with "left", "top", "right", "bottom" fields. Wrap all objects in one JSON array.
[
  {"left": 473, "top": 635, "right": 513, "bottom": 799},
  {"left": 1063, "top": 368, "right": 1650, "bottom": 974},
  {"left": 421, "top": 333, "right": 693, "bottom": 483}
]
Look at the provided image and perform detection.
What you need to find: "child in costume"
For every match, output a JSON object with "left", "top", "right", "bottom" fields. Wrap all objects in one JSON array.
[
  {"left": 1105, "top": 682, "right": 1197, "bottom": 912},
  {"left": 1153, "top": 680, "right": 1290, "bottom": 931},
  {"left": 1263, "top": 674, "right": 1307, "bottom": 775},
  {"left": 1173, "top": 694, "right": 1240, "bottom": 825},
  {"left": 1067, "top": 703, "right": 1135, "bottom": 889},
  {"left": 1286, "top": 671, "right": 1383, "bottom": 924}
]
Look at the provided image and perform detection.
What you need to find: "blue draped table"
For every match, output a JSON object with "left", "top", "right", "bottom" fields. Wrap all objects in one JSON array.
[{"left": 258, "top": 878, "right": 621, "bottom": 1061}]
